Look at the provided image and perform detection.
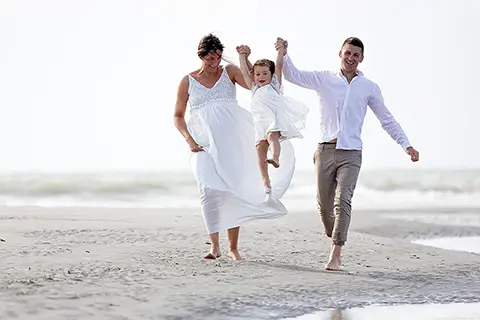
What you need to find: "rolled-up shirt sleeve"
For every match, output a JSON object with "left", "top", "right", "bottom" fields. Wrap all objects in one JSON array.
[
  {"left": 368, "top": 84, "right": 412, "bottom": 150},
  {"left": 283, "top": 54, "right": 326, "bottom": 90}
]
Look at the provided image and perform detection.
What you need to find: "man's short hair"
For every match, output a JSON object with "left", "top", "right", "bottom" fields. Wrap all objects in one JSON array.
[{"left": 342, "top": 37, "right": 364, "bottom": 54}]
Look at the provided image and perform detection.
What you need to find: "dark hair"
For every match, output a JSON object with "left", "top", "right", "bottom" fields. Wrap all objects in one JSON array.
[
  {"left": 197, "top": 33, "right": 225, "bottom": 57},
  {"left": 341, "top": 37, "right": 364, "bottom": 54},
  {"left": 253, "top": 59, "right": 275, "bottom": 75}
]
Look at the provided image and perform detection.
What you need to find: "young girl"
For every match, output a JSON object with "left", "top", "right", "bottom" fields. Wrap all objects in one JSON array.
[{"left": 237, "top": 44, "right": 309, "bottom": 193}]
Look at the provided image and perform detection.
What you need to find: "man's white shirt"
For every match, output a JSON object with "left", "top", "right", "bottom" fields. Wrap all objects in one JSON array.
[{"left": 283, "top": 54, "right": 411, "bottom": 150}]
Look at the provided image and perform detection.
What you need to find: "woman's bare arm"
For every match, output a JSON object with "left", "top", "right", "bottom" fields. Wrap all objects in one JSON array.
[
  {"left": 226, "top": 64, "right": 250, "bottom": 90},
  {"left": 173, "top": 75, "right": 202, "bottom": 151}
]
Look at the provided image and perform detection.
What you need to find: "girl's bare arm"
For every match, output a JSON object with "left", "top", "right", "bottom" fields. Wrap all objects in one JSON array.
[
  {"left": 275, "top": 45, "right": 285, "bottom": 85},
  {"left": 238, "top": 54, "right": 253, "bottom": 89}
]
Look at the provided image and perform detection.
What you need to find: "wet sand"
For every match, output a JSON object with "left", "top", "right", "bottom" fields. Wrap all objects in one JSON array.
[{"left": 292, "top": 302, "right": 480, "bottom": 319}]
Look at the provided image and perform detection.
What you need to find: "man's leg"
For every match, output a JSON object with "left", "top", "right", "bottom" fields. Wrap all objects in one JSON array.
[
  {"left": 325, "top": 150, "right": 362, "bottom": 271},
  {"left": 314, "top": 143, "right": 337, "bottom": 238}
]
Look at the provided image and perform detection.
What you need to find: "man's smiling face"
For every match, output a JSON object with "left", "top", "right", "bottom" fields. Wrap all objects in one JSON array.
[{"left": 339, "top": 44, "right": 364, "bottom": 74}]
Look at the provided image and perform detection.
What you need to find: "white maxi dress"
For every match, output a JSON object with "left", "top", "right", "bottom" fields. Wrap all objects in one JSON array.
[{"left": 186, "top": 67, "right": 290, "bottom": 234}]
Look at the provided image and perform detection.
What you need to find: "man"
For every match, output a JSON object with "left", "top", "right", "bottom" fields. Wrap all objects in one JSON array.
[{"left": 275, "top": 37, "right": 419, "bottom": 271}]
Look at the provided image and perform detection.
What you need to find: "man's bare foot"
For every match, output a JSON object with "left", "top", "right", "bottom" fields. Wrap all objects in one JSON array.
[
  {"left": 204, "top": 247, "right": 221, "bottom": 260},
  {"left": 324, "top": 244, "right": 342, "bottom": 271},
  {"left": 228, "top": 250, "right": 242, "bottom": 260},
  {"left": 266, "top": 158, "right": 280, "bottom": 168},
  {"left": 324, "top": 256, "right": 342, "bottom": 271}
]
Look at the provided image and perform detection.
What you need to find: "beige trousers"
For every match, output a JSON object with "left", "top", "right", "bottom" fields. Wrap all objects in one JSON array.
[{"left": 313, "top": 143, "right": 362, "bottom": 245}]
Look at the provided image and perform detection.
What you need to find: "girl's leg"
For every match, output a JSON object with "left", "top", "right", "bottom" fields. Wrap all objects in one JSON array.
[
  {"left": 205, "top": 232, "right": 221, "bottom": 259},
  {"left": 227, "top": 226, "right": 242, "bottom": 260},
  {"left": 267, "top": 131, "right": 281, "bottom": 168},
  {"left": 256, "top": 140, "right": 271, "bottom": 189}
]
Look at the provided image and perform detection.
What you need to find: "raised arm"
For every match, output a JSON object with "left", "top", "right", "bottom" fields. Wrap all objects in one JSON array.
[
  {"left": 238, "top": 53, "right": 253, "bottom": 89},
  {"left": 239, "top": 45, "right": 254, "bottom": 73},
  {"left": 275, "top": 44, "right": 284, "bottom": 85},
  {"left": 245, "top": 58, "right": 253, "bottom": 74},
  {"left": 368, "top": 84, "right": 419, "bottom": 161},
  {"left": 173, "top": 75, "right": 203, "bottom": 152},
  {"left": 234, "top": 45, "right": 254, "bottom": 89},
  {"left": 275, "top": 38, "right": 325, "bottom": 90}
]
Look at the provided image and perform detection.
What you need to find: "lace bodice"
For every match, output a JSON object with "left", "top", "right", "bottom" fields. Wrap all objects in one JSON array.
[{"left": 188, "top": 68, "right": 237, "bottom": 109}]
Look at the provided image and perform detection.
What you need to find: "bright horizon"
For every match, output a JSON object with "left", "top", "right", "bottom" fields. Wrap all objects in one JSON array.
[{"left": 1, "top": 0, "right": 479, "bottom": 173}]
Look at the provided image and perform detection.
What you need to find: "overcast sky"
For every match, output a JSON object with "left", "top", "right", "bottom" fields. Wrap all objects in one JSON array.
[{"left": 1, "top": 0, "right": 478, "bottom": 172}]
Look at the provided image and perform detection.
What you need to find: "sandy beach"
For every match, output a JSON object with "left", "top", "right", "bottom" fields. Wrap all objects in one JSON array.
[{"left": 1, "top": 205, "right": 479, "bottom": 319}]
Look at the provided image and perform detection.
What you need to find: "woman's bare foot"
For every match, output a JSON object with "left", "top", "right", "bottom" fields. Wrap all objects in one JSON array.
[
  {"left": 266, "top": 158, "right": 280, "bottom": 168},
  {"left": 228, "top": 250, "right": 242, "bottom": 260},
  {"left": 324, "top": 244, "right": 342, "bottom": 271},
  {"left": 204, "top": 247, "right": 221, "bottom": 260}
]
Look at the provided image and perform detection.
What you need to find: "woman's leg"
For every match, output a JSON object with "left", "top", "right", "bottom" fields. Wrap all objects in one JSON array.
[
  {"left": 200, "top": 187, "right": 223, "bottom": 259},
  {"left": 227, "top": 226, "right": 242, "bottom": 260},
  {"left": 205, "top": 232, "right": 221, "bottom": 259},
  {"left": 267, "top": 131, "right": 281, "bottom": 168},
  {"left": 256, "top": 140, "right": 271, "bottom": 189}
]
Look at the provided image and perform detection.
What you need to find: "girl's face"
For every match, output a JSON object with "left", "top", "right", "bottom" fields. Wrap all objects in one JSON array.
[{"left": 253, "top": 66, "right": 272, "bottom": 87}]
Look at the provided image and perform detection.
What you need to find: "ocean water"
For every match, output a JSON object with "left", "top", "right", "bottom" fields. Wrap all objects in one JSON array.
[
  {"left": 413, "top": 236, "right": 480, "bottom": 254},
  {"left": 0, "top": 168, "right": 480, "bottom": 209},
  {"left": 291, "top": 302, "right": 480, "bottom": 320},
  {"left": 0, "top": 168, "right": 479, "bottom": 210}
]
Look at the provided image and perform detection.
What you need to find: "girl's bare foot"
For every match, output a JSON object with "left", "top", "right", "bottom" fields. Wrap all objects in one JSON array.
[
  {"left": 266, "top": 158, "right": 280, "bottom": 168},
  {"left": 262, "top": 178, "right": 272, "bottom": 193},
  {"left": 263, "top": 178, "right": 272, "bottom": 189},
  {"left": 228, "top": 250, "right": 242, "bottom": 260},
  {"left": 204, "top": 246, "right": 221, "bottom": 260}
]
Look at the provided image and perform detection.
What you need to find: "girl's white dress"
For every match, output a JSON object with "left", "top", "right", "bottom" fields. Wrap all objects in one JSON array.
[
  {"left": 249, "top": 75, "right": 309, "bottom": 196},
  {"left": 186, "top": 67, "right": 289, "bottom": 235},
  {"left": 250, "top": 74, "right": 309, "bottom": 146}
]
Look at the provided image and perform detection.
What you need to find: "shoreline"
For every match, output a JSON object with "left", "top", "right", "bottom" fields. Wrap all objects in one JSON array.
[
  {"left": 1, "top": 206, "right": 480, "bottom": 319},
  {"left": 291, "top": 302, "right": 480, "bottom": 319}
]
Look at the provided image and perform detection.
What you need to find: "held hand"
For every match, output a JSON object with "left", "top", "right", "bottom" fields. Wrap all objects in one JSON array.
[
  {"left": 236, "top": 45, "right": 251, "bottom": 57},
  {"left": 274, "top": 38, "right": 284, "bottom": 50},
  {"left": 244, "top": 45, "right": 251, "bottom": 57},
  {"left": 187, "top": 137, "right": 204, "bottom": 153},
  {"left": 275, "top": 37, "right": 288, "bottom": 55},
  {"left": 406, "top": 146, "right": 419, "bottom": 162}
]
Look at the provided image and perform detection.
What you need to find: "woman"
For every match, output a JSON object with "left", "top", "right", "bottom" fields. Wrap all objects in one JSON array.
[{"left": 173, "top": 34, "right": 288, "bottom": 260}]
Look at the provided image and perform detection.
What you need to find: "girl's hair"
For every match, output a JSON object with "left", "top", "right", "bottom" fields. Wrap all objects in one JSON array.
[
  {"left": 253, "top": 59, "right": 275, "bottom": 75},
  {"left": 197, "top": 33, "right": 225, "bottom": 57}
]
